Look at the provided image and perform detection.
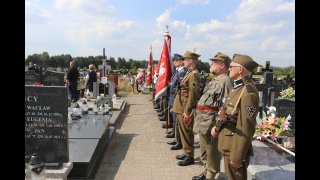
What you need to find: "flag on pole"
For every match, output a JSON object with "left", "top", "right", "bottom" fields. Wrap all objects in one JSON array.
[
  {"left": 154, "top": 32, "right": 172, "bottom": 100},
  {"left": 145, "top": 46, "right": 153, "bottom": 86}
]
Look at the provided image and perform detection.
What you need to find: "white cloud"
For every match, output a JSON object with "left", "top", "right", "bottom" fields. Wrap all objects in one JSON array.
[
  {"left": 54, "top": 0, "right": 84, "bottom": 10},
  {"left": 53, "top": 0, "right": 116, "bottom": 15},
  {"left": 178, "top": 0, "right": 210, "bottom": 5},
  {"left": 156, "top": 9, "right": 171, "bottom": 29},
  {"left": 260, "top": 37, "right": 277, "bottom": 50},
  {"left": 275, "top": 1, "right": 295, "bottom": 12},
  {"left": 26, "top": 0, "right": 295, "bottom": 67},
  {"left": 206, "top": 34, "right": 220, "bottom": 43},
  {"left": 275, "top": 40, "right": 286, "bottom": 50},
  {"left": 195, "top": 20, "right": 233, "bottom": 33},
  {"left": 231, "top": 0, "right": 295, "bottom": 23}
]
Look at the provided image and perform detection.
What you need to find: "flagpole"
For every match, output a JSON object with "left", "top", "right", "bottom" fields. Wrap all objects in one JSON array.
[{"left": 164, "top": 25, "right": 170, "bottom": 132}]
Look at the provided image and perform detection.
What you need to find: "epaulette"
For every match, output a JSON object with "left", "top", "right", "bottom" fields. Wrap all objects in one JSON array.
[{"left": 246, "top": 84, "right": 254, "bottom": 93}]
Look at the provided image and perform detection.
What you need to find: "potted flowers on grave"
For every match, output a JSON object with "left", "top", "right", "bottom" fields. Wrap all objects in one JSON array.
[{"left": 254, "top": 106, "right": 291, "bottom": 145}]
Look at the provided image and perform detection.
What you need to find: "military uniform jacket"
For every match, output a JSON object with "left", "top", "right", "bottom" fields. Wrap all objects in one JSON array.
[
  {"left": 172, "top": 69, "right": 200, "bottom": 115},
  {"left": 218, "top": 76, "right": 259, "bottom": 164},
  {"left": 193, "top": 74, "right": 232, "bottom": 135},
  {"left": 168, "top": 67, "right": 188, "bottom": 107}
]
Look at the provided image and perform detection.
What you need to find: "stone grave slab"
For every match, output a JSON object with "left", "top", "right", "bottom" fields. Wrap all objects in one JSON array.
[
  {"left": 42, "top": 70, "right": 65, "bottom": 86},
  {"left": 274, "top": 98, "right": 295, "bottom": 132},
  {"left": 25, "top": 86, "right": 68, "bottom": 163},
  {"left": 68, "top": 114, "right": 111, "bottom": 138},
  {"left": 25, "top": 70, "right": 41, "bottom": 85},
  {"left": 68, "top": 139, "right": 100, "bottom": 162},
  {"left": 248, "top": 140, "right": 295, "bottom": 180},
  {"left": 67, "top": 113, "right": 112, "bottom": 179}
]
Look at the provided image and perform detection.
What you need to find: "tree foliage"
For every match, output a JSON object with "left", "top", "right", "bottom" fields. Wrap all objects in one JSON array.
[{"left": 25, "top": 52, "right": 294, "bottom": 77}]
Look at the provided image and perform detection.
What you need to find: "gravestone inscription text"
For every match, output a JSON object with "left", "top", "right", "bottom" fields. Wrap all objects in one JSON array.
[{"left": 25, "top": 86, "right": 69, "bottom": 163}]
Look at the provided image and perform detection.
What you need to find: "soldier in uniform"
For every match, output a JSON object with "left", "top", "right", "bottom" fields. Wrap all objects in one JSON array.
[
  {"left": 211, "top": 54, "right": 259, "bottom": 180},
  {"left": 192, "top": 52, "right": 233, "bottom": 180},
  {"left": 166, "top": 53, "right": 188, "bottom": 149},
  {"left": 172, "top": 50, "right": 201, "bottom": 166}
]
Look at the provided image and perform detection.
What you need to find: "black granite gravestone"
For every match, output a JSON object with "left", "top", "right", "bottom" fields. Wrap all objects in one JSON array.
[
  {"left": 25, "top": 70, "right": 41, "bottom": 85},
  {"left": 255, "top": 61, "right": 283, "bottom": 108},
  {"left": 274, "top": 98, "right": 295, "bottom": 133},
  {"left": 25, "top": 86, "right": 69, "bottom": 163},
  {"left": 67, "top": 113, "right": 112, "bottom": 179},
  {"left": 42, "top": 70, "right": 65, "bottom": 86}
]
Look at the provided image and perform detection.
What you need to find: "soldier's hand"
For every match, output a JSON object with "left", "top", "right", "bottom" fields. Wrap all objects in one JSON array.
[
  {"left": 211, "top": 126, "right": 218, "bottom": 137},
  {"left": 183, "top": 113, "right": 193, "bottom": 126},
  {"left": 230, "top": 160, "right": 241, "bottom": 169}
]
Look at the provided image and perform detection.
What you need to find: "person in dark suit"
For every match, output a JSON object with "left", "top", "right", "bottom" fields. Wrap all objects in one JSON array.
[{"left": 67, "top": 60, "right": 79, "bottom": 101}]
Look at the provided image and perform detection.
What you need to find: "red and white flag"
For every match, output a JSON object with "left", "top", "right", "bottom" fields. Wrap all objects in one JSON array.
[
  {"left": 155, "top": 34, "right": 172, "bottom": 100},
  {"left": 145, "top": 47, "right": 153, "bottom": 86}
]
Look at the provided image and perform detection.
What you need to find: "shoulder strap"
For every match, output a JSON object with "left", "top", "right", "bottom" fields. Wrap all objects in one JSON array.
[
  {"left": 181, "top": 69, "right": 193, "bottom": 83},
  {"left": 231, "top": 87, "right": 246, "bottom": 115}
]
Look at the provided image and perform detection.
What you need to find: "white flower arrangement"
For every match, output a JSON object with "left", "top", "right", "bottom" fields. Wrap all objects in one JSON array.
[{"left": 280, "top": 87, "right": 295, "bottom": 99}]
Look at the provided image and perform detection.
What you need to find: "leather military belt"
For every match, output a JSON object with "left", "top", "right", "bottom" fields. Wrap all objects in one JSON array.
[
  {"left": 226, "top": 117, "right": 237, "bottom": 126},
  {"left": 195, "top": 105, "right": 219, "bottom": 112}
]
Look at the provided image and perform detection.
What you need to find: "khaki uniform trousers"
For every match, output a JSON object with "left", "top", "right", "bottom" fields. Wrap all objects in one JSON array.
[
  {"left": 200, "top": 135, "right": 207, "bottom": 165},
  {"left": 199, "top": 133, "right": 221, "bottom": 179},
  {"left": 223, "top": 154, "right": 250, "bottom": 180},
  {"left": 176, "top": 113, "right": 194, "bottom": 156}
]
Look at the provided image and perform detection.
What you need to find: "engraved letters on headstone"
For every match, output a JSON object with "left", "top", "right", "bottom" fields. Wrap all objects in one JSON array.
[{"left": 25, "top": 86, "right": 69, "bottom": 163}]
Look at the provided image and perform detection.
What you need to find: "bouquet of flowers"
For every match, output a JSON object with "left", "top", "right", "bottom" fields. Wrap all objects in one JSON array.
[
  {"left": 32, "top": 82, "right": 43, "bottom": 86},
  {"left": 255, "top": 106, "right": 291, "bottom": 143},
  {"left": 280, "top": 87, "right": 295, "bottom": 99}
]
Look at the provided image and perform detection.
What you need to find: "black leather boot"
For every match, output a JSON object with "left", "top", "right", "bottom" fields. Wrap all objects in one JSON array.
[
  {"left": 165, "top": 133, "right": 174, "bottom": 138},
  {"left": 177, "top": 156, "right": 194, "bottom": 166},
  {"left": 170, "top": 142, "right": 182, "bottom": 150},
  {"left": 167, "top": 140, "right": 177, "bottom": 145},
  {"left": 192, "top": 172, "right": 206, "bottom": 180},
  {"left": 175, "top": 154, "right": 186, "bottom": 160}
]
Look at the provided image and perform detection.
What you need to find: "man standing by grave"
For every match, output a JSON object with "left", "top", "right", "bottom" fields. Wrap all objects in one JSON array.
[
  {"left": 173, "top": 50, "right": 201, "bottom": 166},
  {"left": 192, "top": 52, "right": 232, "bottom": 180},
  {"left": 67, "top": 60, "right": 79, "bottom": 101},
  {"left": 211, "top": 54, "right": 259, "bottom": 180}
]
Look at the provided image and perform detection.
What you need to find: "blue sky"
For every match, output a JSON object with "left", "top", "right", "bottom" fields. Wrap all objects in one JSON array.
[{"left": 26, "top": 0, "right": 295, "bottom": 67}]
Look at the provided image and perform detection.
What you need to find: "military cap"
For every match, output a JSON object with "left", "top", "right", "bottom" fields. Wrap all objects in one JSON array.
[
  {"left": 232, "top": 53, "right": 259, "bottom": 72},
  {"left": 172, "top": 53, "right": 184, "bottom": 61},
  {"left": 183, "top": 50, "right": 201, "bottom": 61},
  {"left": 209, "top": 52, "right": 231, "bottom": 66}
]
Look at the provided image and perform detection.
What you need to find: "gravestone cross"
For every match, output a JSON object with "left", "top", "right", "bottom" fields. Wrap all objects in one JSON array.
[
  {"left": 255, "top": 61, "right": 283, "bottom": 109},
  {"left": 102, "top": 48, "right": 108, "bottom": 78}
]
